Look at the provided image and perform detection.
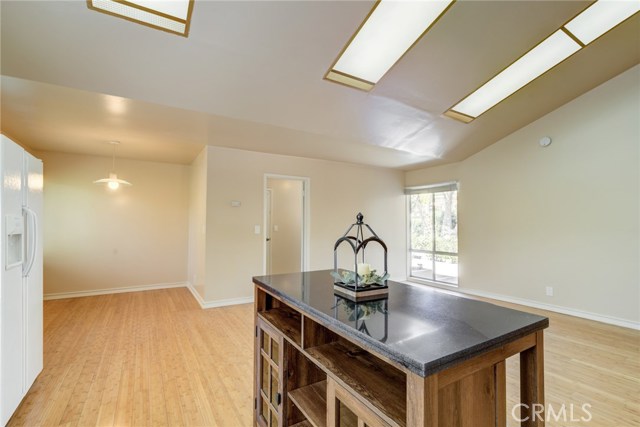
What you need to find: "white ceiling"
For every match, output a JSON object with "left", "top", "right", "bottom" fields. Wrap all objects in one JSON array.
[{"left": 1, "top": 1, "right": 638, "bottom": 168}]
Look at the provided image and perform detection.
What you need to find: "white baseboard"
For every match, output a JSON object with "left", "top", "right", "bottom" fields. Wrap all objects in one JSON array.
[
  {"left": 45, "top": 282, "right": 255, "bottom": 309},
  {"left": 436, "top": 285, "right": 640, "bottom": 331},
  {"left": 186, "top": 283, "right": 254, "bottom": 309},
  {"left": 43, "top": 282, "right": 188, "bottom": 300}
]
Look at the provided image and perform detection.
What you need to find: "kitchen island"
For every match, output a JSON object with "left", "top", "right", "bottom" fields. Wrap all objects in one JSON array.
[{"left": 253, "top": 270, "right": 548, "bottom": 427}]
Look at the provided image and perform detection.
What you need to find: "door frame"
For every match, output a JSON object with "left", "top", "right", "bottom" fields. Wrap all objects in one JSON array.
[
  {"left": 263, "top": 174, "right": 310, "bottom": 275},
  {"left": 265, "top": 188, "right": 273, "bottom": 275}
]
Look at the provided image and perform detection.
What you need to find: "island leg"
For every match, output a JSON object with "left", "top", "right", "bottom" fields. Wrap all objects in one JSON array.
[
  {"left": 520, "top": 331, "right": 545, "bottom": 427},
  {"left": 495, "top": 361, "right": 506, "bottom": 427},
  {"left": 407, "top": 372, "right": 438, "bottom": 426}
]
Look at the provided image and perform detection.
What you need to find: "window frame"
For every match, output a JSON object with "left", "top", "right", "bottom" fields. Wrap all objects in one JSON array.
[{"left": 405, "top": 182, "right": 459, "bottom": 287}]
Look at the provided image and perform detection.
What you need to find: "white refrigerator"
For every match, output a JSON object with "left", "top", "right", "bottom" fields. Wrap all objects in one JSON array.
[{"left": 0, "top": 134, "right": 43, "bottom": 426}]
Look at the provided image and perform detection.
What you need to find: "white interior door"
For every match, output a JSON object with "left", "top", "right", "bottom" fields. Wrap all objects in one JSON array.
[{"left": 264, "top": 176, "right": 308, "bottom": 275}]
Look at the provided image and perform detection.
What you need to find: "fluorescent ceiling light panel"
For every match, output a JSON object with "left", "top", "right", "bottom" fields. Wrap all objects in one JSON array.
[
  {"left": 564, "top": 0, "right": 640, "bottom": 45},
  {"left": 128, "top": 0, "right": 190, "bottom": 20},
  {"left": 449, "top": 30, "right": 581, "bottom": 119},
  {"left": 88, "top": 0, "right": 194, "bottom": 37},
  {"left": 326, "top": 0, "right": 453, "bottom": 90}
]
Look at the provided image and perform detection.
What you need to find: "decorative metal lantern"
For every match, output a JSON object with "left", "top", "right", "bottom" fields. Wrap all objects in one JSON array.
[{"left": 332, "top": 213, "right": 389, "bottom": 300}]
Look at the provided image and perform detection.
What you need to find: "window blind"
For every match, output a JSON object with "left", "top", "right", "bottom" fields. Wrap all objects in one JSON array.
[{"left": 404, "top": 181, "right": 458, "bottom": 195}]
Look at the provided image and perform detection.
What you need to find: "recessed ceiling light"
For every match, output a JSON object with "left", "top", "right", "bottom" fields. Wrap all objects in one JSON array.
[
  {"left": 325, "top": 0, "right": 454, "bottom": 91},
  {"left": 87, "top": 0, "right": 194, "bottom": 37},
  {"left": 446, "top": 30, "right": 581, "bottom": 120},
  {"left": 564, "top": 0, "right": 640, "bottom": 45}
]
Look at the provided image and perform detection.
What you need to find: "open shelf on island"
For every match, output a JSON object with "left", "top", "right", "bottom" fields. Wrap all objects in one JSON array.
[
  {"left": 288, "top": 381, "right": 327, "bottom": 427},
  {"left": 256, "top": 288, "right": 302, "bottom": 346},
  {"left": 306, "top": 339, "right": 406, "bottom": 427},
  {"left": 259, "top": 307, "right": 302, "bottom": 346}
]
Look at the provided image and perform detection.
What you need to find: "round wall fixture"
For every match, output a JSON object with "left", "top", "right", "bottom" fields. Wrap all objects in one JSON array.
[{"left": 539, "top": 136, "right": 552, "bottom": 147}]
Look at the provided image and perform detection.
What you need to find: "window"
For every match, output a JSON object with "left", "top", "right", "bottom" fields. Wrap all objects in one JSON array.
[{"left": 407, "top": 182, "right": 458, "bottom": 285}]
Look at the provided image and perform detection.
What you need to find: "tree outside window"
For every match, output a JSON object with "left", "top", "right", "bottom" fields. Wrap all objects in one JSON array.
[{"left": 408, "top": 184, "right": 458, "bottom": 285}]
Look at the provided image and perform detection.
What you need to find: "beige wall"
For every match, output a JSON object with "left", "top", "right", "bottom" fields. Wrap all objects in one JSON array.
[
  {"left": 188, "top": 148, "right": 208, "bottom": 299},
  {"left": 195, "top": 146, "right": 406, "bottom": 303},
  {"left": 267, "top": 178, "right": 303, "bottom": 275},
  {"left": 39, "top": 151, "right": 190, "bottom": 295},
  {"left": 406, "top": 65, "right": 640, "bottom": 324}
]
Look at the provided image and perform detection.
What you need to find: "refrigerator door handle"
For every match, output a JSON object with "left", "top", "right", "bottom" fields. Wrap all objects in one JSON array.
[{"left": 22, "top": 206, "right": 37, "bottom": 278}]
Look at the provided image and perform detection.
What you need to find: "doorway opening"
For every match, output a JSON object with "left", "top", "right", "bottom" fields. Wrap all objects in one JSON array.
[{"left": 263, "top": 175, "right": 309, "bottom": 275}]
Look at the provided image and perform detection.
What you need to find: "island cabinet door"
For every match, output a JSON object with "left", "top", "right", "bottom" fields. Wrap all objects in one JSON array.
[
  {"left": 256, "top": 318, "right": 284, "bottom": 427},
  {"left": 327, "top": 378, "right": 392, "bottom": 427}
]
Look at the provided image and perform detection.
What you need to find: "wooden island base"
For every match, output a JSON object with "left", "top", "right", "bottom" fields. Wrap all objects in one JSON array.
[
  {"left": 406, "top": 331, "right": 544, "bottom": 427},
  {"left": 253, "top": 274, "right": 547, "bottom": 427}
]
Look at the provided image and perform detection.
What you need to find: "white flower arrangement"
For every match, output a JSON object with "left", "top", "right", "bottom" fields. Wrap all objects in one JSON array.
[{"left": 331, "top": 263, "right": 389, "bottom": 287}]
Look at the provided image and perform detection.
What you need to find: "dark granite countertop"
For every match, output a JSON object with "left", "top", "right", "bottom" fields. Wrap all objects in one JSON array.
[{"left": 253, "top": 270, "right": 549, "bottom": 377}]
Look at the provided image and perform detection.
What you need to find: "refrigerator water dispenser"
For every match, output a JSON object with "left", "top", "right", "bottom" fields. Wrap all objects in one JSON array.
[{"left": 5, "top": 215, "right": 24, "bottom": 269}]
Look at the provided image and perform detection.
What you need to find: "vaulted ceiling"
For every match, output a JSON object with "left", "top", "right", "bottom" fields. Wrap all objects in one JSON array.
[{"left": 1, "top": 1, "right": 638, "bottom": 168}]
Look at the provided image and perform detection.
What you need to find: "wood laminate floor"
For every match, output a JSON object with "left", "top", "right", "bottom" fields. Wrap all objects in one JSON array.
[{"left": 7, "top": 287, "right": 640, "bottom": 426}]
